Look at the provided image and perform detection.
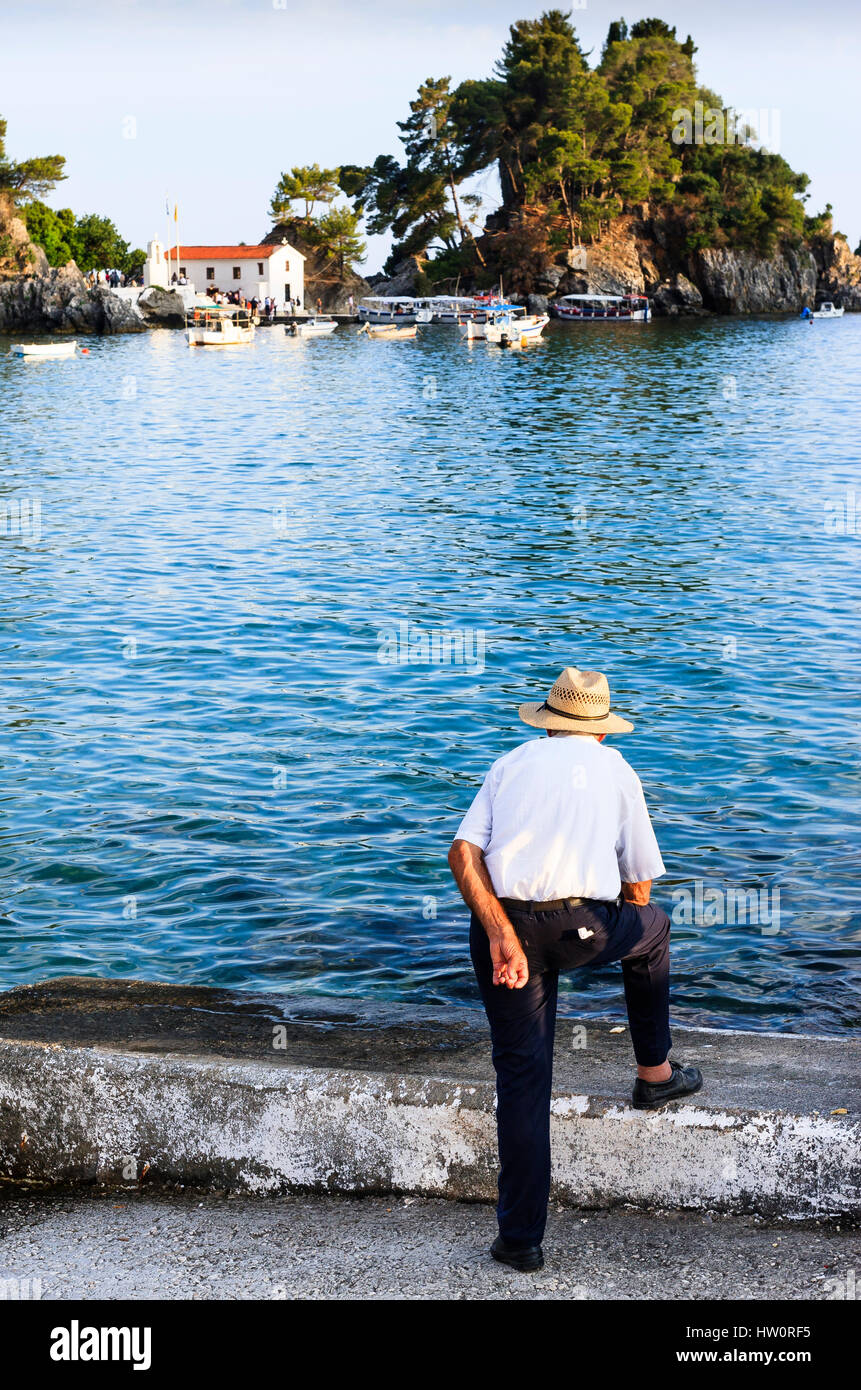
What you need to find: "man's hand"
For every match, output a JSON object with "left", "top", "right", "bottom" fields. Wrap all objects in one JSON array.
[
  {"left": 448, "top": 838, "right": 530, "bottom": 988},
  {"left": 489, "top": 929, "right": 529, "bottom": 989}
]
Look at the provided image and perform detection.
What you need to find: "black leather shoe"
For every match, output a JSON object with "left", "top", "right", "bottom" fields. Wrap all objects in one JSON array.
[
  {"left": 632, "top": 1061, "right": 703, "bottom": 1110},
  {"left": 490, "top": 1235, "right": 544, "bottom": 1272}
]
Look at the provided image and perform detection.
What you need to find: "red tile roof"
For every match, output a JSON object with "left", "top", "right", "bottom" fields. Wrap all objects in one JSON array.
[{"left": 170, "top": 245, "right": 279, "bottom": 260}]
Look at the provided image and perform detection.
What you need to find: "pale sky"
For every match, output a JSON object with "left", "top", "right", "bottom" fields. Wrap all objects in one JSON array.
[{"left": 2, "top": 0, "right": 858, "bottom": 271}]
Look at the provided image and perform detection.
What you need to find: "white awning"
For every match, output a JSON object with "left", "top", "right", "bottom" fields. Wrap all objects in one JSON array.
[{"left": 559, "top": 293, "right": 645, "bottom": 302}]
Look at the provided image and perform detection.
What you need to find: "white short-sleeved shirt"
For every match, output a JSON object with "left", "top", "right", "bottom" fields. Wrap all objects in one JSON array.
[{"left": 455, "top": 735, "right": 665, "bottom": 902}]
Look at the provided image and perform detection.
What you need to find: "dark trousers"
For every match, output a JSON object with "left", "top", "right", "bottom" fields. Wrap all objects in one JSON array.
[{"left": 470, "top": 897, "right": 672, "bottom": 1247}]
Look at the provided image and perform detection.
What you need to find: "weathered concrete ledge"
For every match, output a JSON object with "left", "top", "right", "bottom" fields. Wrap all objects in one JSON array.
[{"left": 0, "top": 978, "right": 859, "bottom": 1218}]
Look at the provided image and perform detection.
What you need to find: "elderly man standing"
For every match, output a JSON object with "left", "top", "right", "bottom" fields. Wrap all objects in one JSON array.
[{"left": 448, "top": 667, "right": 702, "bottom": 1272}]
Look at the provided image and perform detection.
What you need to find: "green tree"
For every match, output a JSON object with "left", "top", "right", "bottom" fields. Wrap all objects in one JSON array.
[
  {"left": 599, "top": 23, "right": 696, "bottom": 203},
  {"left": 338, "top": 8, "right": 818, "bottom": 272},
  {"left": 67, "top": 213, "right": 130, "bottom": 272},
  {"left": 0, "top": 116, "right": 66, "bottom": 204},
  {"left": 602, "top": 19, "right": 628, "bottom": 57},
  {"left": 309, "top": 205, "right": 366, "bottom": 276},
  {"left": 804, "top": 203, "right": 833, "bottom": 239},
  {"left": 124, "top": 246, "right": 146, "bottom": 279},
  {"left": 270, "top": 165, "right": 340, "bottom": 222},
  {"left": 23, "top": 202, "right": 142, "bottom": 274},
  {"left": 340, "top": 76, "right": 487, "bottom": 270},
  {"left": 398, "top": 77, "right": 485, "bottom": 260},
  {"left": 489, "top": 9, "right": 588, "bottom": 206},
  {"left": 21, "top": 200, "right": 76, "bottom": 263},
  {"left": 629, "top": 18, "right": 678, "bottom": 40}
]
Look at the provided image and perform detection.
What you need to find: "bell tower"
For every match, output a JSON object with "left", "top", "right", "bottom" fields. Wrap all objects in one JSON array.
[{"left": 143, "top": 237, "right": 168, "bottom": 289}]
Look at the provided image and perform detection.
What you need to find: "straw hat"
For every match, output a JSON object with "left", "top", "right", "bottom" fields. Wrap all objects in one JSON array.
[{"left": 519, "top": 666, "right": 634, "bottom": 734}]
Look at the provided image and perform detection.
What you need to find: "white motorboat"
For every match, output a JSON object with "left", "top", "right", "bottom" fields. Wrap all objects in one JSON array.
[
  {"left": 812, "top": 302, "right": 845, "bottom": 319},
  {"left": 483, "top": 312, "right": 549, "bottom": 346},
  {"left": 358, "top": 296, "right": 426, "bottom": 325},
  {"left": 286, "top": 316, "right": 338, "bottom": 337},
  {"left": 555, "top": 293, "right": 651, "bottom": 321},
  {"left": 430, "top": 295, "right": 480, "bottom": 323},
  {"left": 459, "top": 303, "right": 524, "bottom": 340},
  {"left": 186, "top": 307, "right": 254, "bottom": 346},
  {"left": 10, "top": 340, "right": 77, "bottom": 359}
]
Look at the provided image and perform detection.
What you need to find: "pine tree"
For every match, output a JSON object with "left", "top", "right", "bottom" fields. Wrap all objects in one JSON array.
[
  {"left": 270, "top": 166, "right": 340, "bottom": 223},
  {"left": 0, "top": 116, "right": 66, "bottom": 204}
]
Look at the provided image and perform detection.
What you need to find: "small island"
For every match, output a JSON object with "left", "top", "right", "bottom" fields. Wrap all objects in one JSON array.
[{"left": 0, "top": 11, "right": 859, "bottom": 330}]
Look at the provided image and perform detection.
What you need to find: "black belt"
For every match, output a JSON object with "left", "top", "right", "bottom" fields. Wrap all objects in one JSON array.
[{"left": 500, "top": 895, "right": 611, "bottom": 914}]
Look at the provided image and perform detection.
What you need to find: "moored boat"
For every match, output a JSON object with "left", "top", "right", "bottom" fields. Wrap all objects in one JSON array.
[
  {"left": 358, "top": 321, "right": 419, "bottom": 340},
  {"left": 358, "top": 296, "right": 425, "bottom": 325},
  {"left": 430, "top": 295, "right": 480, "bottom": 323},
  {"left": 186, "top": 307, "right": 254, "bottom": 346},
  {"left": 459, "top": 303, "right": 524, "bottom": 340},
  {"left": 555, "top": 293, "right": 651, "bottom": 321},
  {"left": 812, "top": 301, "right": 845, "bottom": 319},
  {"left": 10, "top": 340, "right": 77, "bottom": 359},
  {"left": 483, "top": 312, "right": 549, "bottom": 346},
  {"left": 286, "top": 316, "right": 338, "bottom": 337}
]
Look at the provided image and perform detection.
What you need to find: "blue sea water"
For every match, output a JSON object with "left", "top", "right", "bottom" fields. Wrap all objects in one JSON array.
[{"left": 1, "top": 315, "right": 859, "bottom": 1033}]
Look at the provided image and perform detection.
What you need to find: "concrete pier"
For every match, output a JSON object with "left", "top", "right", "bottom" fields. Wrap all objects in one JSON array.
[{"left": 0, "top": 978, "right": 858, "bottom": 1217}]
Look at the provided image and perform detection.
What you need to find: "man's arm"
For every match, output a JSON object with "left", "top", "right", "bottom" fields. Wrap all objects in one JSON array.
[
  {"left": 621, "top": 879, "right": 652, "bottom": 906},
  {"left": 447, "top": 839, "right": 529, "bottom": 989}
]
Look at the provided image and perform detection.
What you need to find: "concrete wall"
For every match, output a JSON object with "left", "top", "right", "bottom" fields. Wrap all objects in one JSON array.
[{"left": 1, "top": 980, "right": 859, "bottom": 1217}]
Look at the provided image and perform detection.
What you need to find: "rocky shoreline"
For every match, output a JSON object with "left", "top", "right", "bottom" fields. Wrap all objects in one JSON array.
[
  {"left": 375, "top": 212, "right": 861, "bottom": 319},
  {"left": 1, "top": 217, "right": 859, "bottom": 335}
]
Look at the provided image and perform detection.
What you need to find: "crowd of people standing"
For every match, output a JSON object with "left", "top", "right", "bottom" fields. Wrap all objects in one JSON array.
[
  {"left": 90, "top": 263, "right": 313, "bottom": 321},
  {"left": 86, "top": 267, "right": 139, "bottom": 289},
  {"left": 199, "top": 287, "right": 304, "bottom": 321}
]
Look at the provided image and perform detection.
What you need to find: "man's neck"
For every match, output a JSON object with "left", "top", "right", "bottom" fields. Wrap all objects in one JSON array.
[{"left": 547, "top": 732, "right": 600, "bottom": 739}]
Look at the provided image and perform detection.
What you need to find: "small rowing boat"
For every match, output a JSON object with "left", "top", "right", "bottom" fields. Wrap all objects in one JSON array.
[
  {"left": 286, "top": 316, "right": 338, "bottom": 337},
  {"left": 358, "top": 322, "right": 419, "bottom": 340},
  {"left": 10, "top": 340, "right": 77, "bottom": 359}
]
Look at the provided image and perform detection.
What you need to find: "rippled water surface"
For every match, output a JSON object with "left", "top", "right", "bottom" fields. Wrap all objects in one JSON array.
[{"left": 1, "top": 316, "right": 860, "bottom": 1032}]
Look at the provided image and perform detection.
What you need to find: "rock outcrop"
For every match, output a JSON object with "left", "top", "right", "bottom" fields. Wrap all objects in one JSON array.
[
  {"left": 0, "top": 263, "right": 145, "bottom": 334},
  {"left": 473, "top": 204, "right": 860, "bottom": 315},
  {"left": 693, "top": 245, "right": 817, "bottom": 315},
  {"left": 651, "top": 272, "right": 706, "bottom": 317},
  {"left": 810, "top": 233, "right": 861, "bottom": 310},
  {"left": 305, "top": 264, "right": 370, "bottom": 315},
  {"left": 366, "top": 254, "right": 428, "bottom": 300},
  {"left": 136, "top": 286, "right": 187, "bottom": 327},
  {"left": 0, "top": 193, "right": 36, "bottom": 280},
  {"left": 0, "top": 195, "right": 146, "bottom": 334}
]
